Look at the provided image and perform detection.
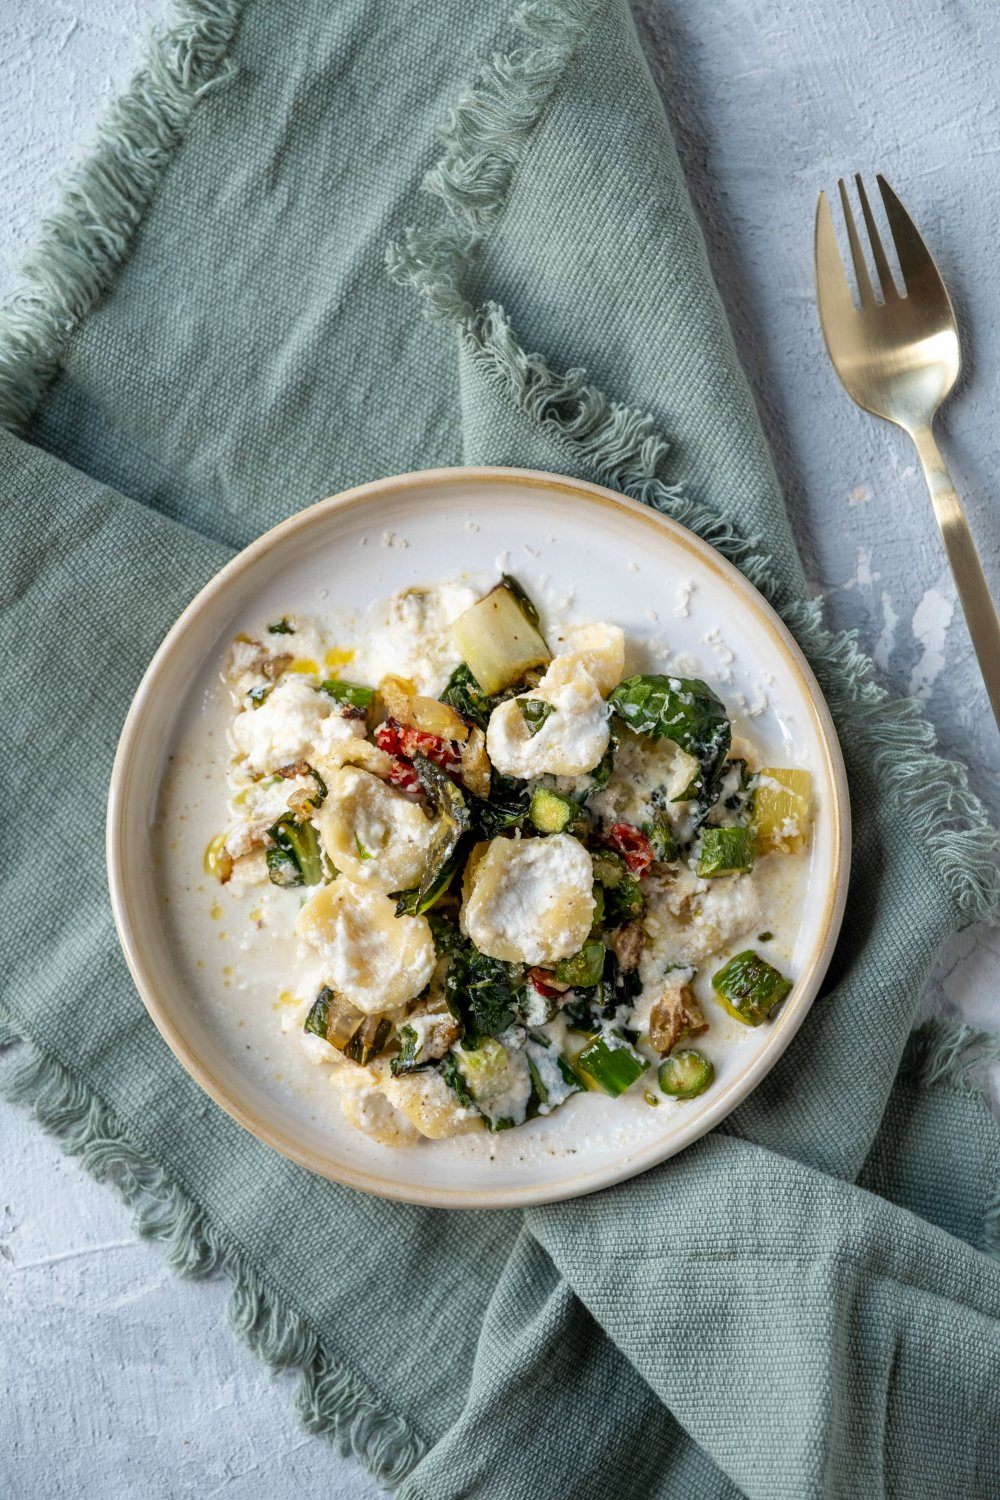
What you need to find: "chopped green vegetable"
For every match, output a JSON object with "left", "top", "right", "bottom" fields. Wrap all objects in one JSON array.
[
  {"left": 591, "top": 847, "right": 627, "bottom": 888},
  {"left": 608, "top": 674, "right": 731, "bottom": 805},
  {"left": 525, "top": 1035, "right": 583, "bottom": 1117},
  {"left": 451, "top": 1039, "right": 530, "bottom": 1130},
  {"left": 712, "top": 950, "right": 792, "bottom": 1025},
  {"left": 302, "top": 987, "right": 371, "bottom": 1054},
  {"left": 657, "top": 1048, "right": 715, "bottom": 1099},
  {"left": 643, "top": 1090, "right": 660, "bottom": 1107},
  {"left": 697, "top": 825, "right": 755, "bottom": 878},
  {"left": 440, "top": 1052, "right": 475, "bottom": 1109},
  {"left": 413, "top": 754, "right": 470, "bottom": 828},
  {"left": 758, "top": 931, "right": 773, "bottom": 943},
  {"left": 413, "top": 753, "right": 471, "bottom": 904},
  {"left": 440, "top": 663, "right": 511, "bottom": 732},
  {"left": 427, "top": 909, "right": 463, "bottom": 955},
  {"left": 319, "top": 679, "right": 375, "bottom": 709},
  {"left": 390, "top": 1023, "right": 425, "bottom": 1076},
  {"left": 354, "top": 833, "right": 373, "bottom": 861},
  {"left": 529, "top": 786, "right": 576, "bottom": 834},
  {"left": 517, "top": 697, "right": 555, "bottom": 736},
  {"left": 604, "top": 871, "right": 643, "bottom": 924},
  {"left": 576, "top": 729, "right": 617, "bottom": 804},
  {"left": 394, "top": 847, "right": 462, "bottom": 916},
  {"left": 267, "top": 618, "right": 294, "bottom": 634},
  {"left": 468, "top": 772, "right": 531, "bottom": 837},
  {"left": 590, "top": 882, "right": 606, "bottom": 929},
  {"left": 750, "top": 767, "right": 812, "bottom": 855},
  {"left": 344, "top": 1015, "right": 392, "bottom": 1065},
  {"left": 642, "top": 814, "right": 677, "bottom": 862},
  {"left": 445, "top": 942, "right": 524, "bottom": 1041},
  {"left": 248, "top": 684, "right": 273, "bottom": 708},
  {"left": 451, "top": 579, "right": 551, "bottom": 694},
  {"left": 555, "top": 941, "right": 605, "bottom": 989},
  {"left": 575, "top": 1033, "right": 648, "bottom": 1097},
  {"left": 562, "top": 993, "right": 599, "bottom": 1032},
  {"left": 303, "top": 988, "right": 333, "bottom": 1038},
  {"left": 265, "top": 846, "right": 300, "bottom": 886},
  {"left": 266, "top": 814, "right": 324, "bottom": 886}
]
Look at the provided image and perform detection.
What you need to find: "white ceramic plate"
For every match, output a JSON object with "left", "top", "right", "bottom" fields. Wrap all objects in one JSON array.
[{"left": 107, "top": 467, "right": 849, "bottom": 1208}]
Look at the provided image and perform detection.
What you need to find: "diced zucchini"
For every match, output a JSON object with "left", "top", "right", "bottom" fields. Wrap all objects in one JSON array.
[
  {"left": 575, "top": 1032, "right": 648, "bottom": 1097},
  {"left": 266, "top": 814, "right": 325, "bottom": 887},
  {"left": 451, "top": 580, "right": 551, "bottom": 694},
  {"left": 751, "top": 767, "right": 812, "bottom": 855},
  {"left": 529, "top": 786, "right": 575, "bottom": 834},
  {"left": 641, "top": 814, "right": 677, "bottom": 862},
  {"left": 604, "top": 871, "right": 643, "bottom": 925},
  {"left": 590, "top": 882, "right": 606, "bottom": 929},
  {"left": 657, "top": 1048, "right": 715, "bottom": 1099},
  {"left": 712, "top": 950, "right": 792, "bottom": 1025},
  {"left": 697, "top": 825, "right": 755, "bottom": 878},
  {"left": 591, "top": 847, "right": 627, "bottom": 888},
  {"left": 554, "top": 940, "right": 605, "bottom": 989},
  {"left": 319, "top": 678, "right": 375, "bottom": 709}
]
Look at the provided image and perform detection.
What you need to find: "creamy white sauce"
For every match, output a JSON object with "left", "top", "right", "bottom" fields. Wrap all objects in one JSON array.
[{"left": 153, "top": 570, "right": 816, "bottom": 1166}]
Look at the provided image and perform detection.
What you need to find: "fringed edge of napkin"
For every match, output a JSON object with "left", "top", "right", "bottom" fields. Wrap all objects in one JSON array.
[
  {"left": 0, "top": 0, "right": 996, "bottom": 1480},
  {"left": 387, "top": 0, "right": 1000, "bottom": 932},
  {"left": 0, "top": 1034, "right": 428, "bottom": 1486},
  {"left": 0, "top": 0, "right": 245, "bottom": 435}
]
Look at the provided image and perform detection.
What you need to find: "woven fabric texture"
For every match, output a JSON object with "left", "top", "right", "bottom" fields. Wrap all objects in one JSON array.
[{"left": 1, "top": 2, "right": 997, "bottom": 1496}]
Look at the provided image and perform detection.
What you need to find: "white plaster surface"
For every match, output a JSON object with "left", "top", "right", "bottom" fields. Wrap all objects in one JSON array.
[{"left": 1, "top": 1, "right": 997, "bottom": 1495}]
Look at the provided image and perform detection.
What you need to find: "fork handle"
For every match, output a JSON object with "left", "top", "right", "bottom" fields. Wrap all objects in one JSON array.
[{"left": 910, "top": 425, "right": 1000, "bottom": 729}]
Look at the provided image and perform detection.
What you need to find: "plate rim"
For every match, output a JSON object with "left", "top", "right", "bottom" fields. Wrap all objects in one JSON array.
[{"left": 106, "top": 465, "right": 851, "bottom": 1208}]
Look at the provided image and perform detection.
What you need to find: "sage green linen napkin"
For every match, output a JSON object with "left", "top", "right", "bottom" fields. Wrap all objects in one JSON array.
[{"left": 2, "top": 1, "right": 998, "bottom": 1496}]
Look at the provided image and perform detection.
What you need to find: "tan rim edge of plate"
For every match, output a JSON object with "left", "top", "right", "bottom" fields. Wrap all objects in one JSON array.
[{"left": 107, "top": 466, "right": 851, "bottom": 1209}]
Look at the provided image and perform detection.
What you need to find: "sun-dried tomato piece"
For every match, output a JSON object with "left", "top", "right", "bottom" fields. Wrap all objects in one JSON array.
[{"left": 608, "top": 823, "right": 655, "bottom": 877}]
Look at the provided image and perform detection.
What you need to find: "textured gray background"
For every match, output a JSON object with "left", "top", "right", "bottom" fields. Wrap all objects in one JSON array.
[{"left": 2, "top": 1, "right": 997, "bottom": 1495}]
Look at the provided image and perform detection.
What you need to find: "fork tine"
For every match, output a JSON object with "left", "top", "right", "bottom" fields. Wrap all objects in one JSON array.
[
  {"left": 877, "top": 174, "right": 947, "bottom": 299},
  {"left": 837, "top": 178, "right": 875, "bottom": 306},
  {"left": 814, "top": 190, "right": 856, "bottom": 323},
  {"left": 855, "top": 174, "right": 898, "bottom": 300}
]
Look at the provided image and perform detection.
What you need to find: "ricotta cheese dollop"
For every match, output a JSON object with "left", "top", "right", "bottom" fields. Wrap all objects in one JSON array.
[
  {"left": 296, "top": 879, "right": 436, "bottom": 1012},
  {"left": 231, "top": 676, "right": 365, "bottom": 776},
  {"left": 461, "top": 834, "right": 595, "bottom": 965},
  {"left": 486, "top": 653, "right": 612, "bottom": 779}
]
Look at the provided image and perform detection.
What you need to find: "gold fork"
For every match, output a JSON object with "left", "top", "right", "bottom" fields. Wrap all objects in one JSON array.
[{"left": 815, "top": 173, "right": 1000, "bottom": 728}]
